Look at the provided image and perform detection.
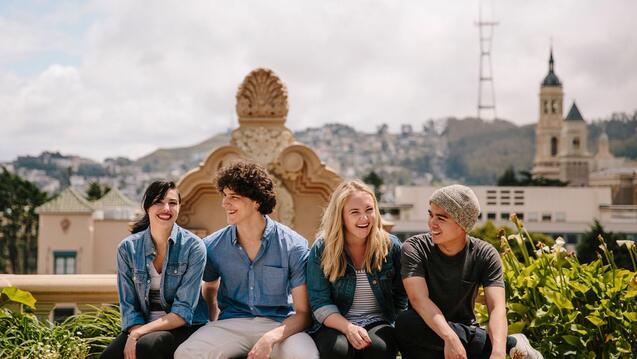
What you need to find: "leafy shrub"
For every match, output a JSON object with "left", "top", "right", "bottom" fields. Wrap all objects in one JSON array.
[
  {"left": 476, "top": 215, "right": 637, "bottom": 358},
  {"left": 1, "top": 287, "right": 120, "bottom": 358},
  {"left": 60, "top": 305, "right": 121, "bottom": 358}
]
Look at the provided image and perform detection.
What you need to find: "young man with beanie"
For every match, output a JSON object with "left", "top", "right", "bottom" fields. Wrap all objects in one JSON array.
[{"left": 395, "top": 184, "right": 542, "bottom": 359}]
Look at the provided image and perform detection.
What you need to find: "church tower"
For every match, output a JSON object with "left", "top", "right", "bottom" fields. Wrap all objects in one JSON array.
[
  {"left": 532, "top": 49, "right": 564, "bottom": 180},
  {"left": 559, "top": 102, "right": 591, "bottom": 186}
]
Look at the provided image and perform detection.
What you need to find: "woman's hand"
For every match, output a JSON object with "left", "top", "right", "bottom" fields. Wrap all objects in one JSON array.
[
  {"left": 345, "top": 323, "right": 372, "bottom": 350},
  {"left": 124, "top": 332, "right": 139, "bottom": 359}
]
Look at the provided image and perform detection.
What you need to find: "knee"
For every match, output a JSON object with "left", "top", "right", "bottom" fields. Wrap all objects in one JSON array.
[
  {"left": 136, "top": 332, "right": 174, "bottom": 358},
  {"left": 314, "top": 335, "right": 350, "bottom": 359}
]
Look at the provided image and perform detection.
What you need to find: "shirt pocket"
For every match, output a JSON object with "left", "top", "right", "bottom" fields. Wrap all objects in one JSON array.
[
  {"left": 262, "top": 265, "right": 288, "bottom": 295},
  {"left": 132, "top": 270, "right": 148, "bottom": 301},
  {"left": 166, "top": 263, "right": 188, "bottom": 276}
]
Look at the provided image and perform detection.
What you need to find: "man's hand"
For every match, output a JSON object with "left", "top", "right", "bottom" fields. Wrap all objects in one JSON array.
[
  {"left": 345, "top": 323, "right": 372, "bottom": 350},
  {"left": 247, "top": 334, "right": 275, "bottom": 359},
  {"left": 443, "top": 335, "right": 467, "bottom": 359}
]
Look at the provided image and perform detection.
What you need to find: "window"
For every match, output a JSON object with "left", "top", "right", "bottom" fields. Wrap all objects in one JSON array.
[
  {"left": 572, "top": 138, "right": 580, "bottom": 150},
  {"left": 487, "top": 213, "right": 496, "bottom": 220},
  {"left": 551, "top": 137, "right": 558, "bottom": 156},
  {"left": 54, "top": 251, "right": 76, "bottom": 274},
  {"left": 542, "top": 213, "right": 552, "bottom": 222},
  {"left": 500, "top": 212, "right": 510, "bottom": 220},
  {"left": 527, "top": 212, "right": 538, "bottom": 222},
  {"left": 555, "top": 212, "right": 566, "bottom": 222}
]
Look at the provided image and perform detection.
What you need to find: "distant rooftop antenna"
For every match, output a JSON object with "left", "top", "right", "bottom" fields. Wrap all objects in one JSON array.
[{"left": 476, "top": 0, "right": 498, "bottom": 121}]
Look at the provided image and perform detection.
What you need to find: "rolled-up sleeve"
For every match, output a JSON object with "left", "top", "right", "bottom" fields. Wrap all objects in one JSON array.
[
  {"left": 288, "top": 240, "right": 309, "bottom": 289},
  {"left": 116, "top": 244, "right": 145, "bottom": 331},
  {"left": 169, "top": 238, "right": 206, "bottom": 325},
  {"left": 306, "top": 241, "right": 339, "bottom": 324}
]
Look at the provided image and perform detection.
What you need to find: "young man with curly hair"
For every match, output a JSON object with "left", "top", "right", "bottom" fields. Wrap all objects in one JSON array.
[{"left": 175, "top": 161, "right": 318, "bottom": 359}]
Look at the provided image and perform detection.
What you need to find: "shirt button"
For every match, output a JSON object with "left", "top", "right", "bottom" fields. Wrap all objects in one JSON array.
[
  {"left": 372, "top": 280, "right": 377, "bottom": 284},
  {"left": 250, "top": 286, "right": 254, "bottom": 290},
  {"left": 174, "top": 270, "right": 178, "bottom": 274},
  {"left": 147, "top": 280, "right": 150, "bottom": 283}
]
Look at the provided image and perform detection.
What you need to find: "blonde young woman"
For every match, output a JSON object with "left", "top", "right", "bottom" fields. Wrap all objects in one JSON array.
[{"left": 306, "top": 180, "right": 407, "bottom": 359}]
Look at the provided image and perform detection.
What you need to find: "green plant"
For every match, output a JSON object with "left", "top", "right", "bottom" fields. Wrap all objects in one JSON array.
[
  {"left": 476, "top": 214, "right": 637, "bottom": 358},
  {"left": 0, "top": 288, "right": 122, "bottom": 358},
  {"left": 60, "top": 305, "right": 121, "bottom": 358}
]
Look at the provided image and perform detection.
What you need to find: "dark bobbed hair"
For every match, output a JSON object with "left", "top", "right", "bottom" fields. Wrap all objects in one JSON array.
[
  {"left": 130, "top": 180, "right": 181, "bottom": 234},
  {"left": 216, "top": 161, "right": 276, "bottom": 215}
]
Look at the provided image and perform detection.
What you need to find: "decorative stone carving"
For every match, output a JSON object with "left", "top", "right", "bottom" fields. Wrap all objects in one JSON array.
[
  {"left": 232, "top": 127, "right": 294, "bottom": 166},
  {"left": 271, "top": 177, "right": 295, "bottom": 227},
  {"left": 236, "top": 68, "right": 288, "bottom": 121}
]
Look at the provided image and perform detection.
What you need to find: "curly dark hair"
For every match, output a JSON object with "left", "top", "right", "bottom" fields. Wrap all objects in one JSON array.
[{"left": 216, "top": 161, "right": 276, "bottom": 215}]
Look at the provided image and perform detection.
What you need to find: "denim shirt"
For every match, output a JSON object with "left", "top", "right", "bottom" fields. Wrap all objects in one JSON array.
[
  {"left": 306, "top": 234, "right": 407, "bottom": 332},
  {"left": 203, "top": 216, "right": 309, "bottom": 322},
  {"left": 116, "top": 224, "right": 208, "bottom": 331}
]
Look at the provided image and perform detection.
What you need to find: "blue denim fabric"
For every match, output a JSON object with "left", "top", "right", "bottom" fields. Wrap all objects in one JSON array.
[
  {"left": 202, "top": 216, "right": 309, "bottom": 322},
  {"left": 116, "top": 224, "right": 209, "bottom": 331},
  {"left": 306, "top": 234, "right": 407, "bottom": 332}
]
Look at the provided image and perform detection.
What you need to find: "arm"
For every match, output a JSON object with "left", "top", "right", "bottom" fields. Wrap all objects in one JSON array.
[
  {"left": 168, "top": 238, "right": 207, "bottom": 325},
  {"left": 484, "top": 286, "right": 507, "bottom": 359},
  {"left": 116, "top": 244, "right": 145, "bottom": 332},
  {"left": 249, "top": 241, "right": 311, "bottom": 359},
  {"left": 403, "top": 276, "right": 466, "bottom": 359},
  {"left": 390, "top": 237, "right": 408, "bottom": 312},
  {"left": 248, "top": 284, "right": 312, "bottom": 359},
  {"left": 202, "top": 279, "right": 220, "bottom": 321}
]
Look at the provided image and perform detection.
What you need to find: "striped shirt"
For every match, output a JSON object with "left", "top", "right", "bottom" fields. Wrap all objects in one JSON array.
[
  {"left": 345, "top": 269, "right": 383, "bottom": 327},
  {"left": 148, "top": 263, "right": 166, "bottom": 321}
]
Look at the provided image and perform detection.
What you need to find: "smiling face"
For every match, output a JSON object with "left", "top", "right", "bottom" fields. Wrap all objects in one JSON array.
[
  {"left": 147, "top": 188, "right": 180, "bottom": 230},
  {"left": 342, "top": 190, "right": 376, "bottom": 243},
  {"left": 221, "top": 187, "right": 260, "bottom": 225},
  {"left": 428, "top": 202, "right": 466, "bottom": 250}
]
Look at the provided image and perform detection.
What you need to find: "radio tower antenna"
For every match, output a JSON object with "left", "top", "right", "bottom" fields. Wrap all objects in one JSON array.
[{"left": 476, "top": 0, "right": 498, "bottom": 121}]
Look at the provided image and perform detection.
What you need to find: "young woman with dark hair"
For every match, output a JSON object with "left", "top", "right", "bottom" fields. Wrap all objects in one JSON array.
[{"left": 101, "top": 181, "right": 208, "bottom": 359}]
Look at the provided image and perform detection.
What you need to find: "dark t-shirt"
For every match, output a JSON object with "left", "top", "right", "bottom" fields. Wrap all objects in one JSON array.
[{"left": 401, "top": 233, "right": 504, "bottom": 324}]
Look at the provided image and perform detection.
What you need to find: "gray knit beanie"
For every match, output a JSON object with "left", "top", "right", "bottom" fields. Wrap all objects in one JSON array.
[{"left": 429, "top": 184, "right": 481, "bottom": 232}]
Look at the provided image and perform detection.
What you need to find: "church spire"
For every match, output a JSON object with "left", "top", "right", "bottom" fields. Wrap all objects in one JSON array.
[{"left": 542, "top": 47, "right": 562, "bottom": 87}]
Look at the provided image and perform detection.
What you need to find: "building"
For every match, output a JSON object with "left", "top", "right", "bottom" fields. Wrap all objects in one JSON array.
[
  {"left": 532, "top": 49, "right": 637, "bottom": 200},
  {"left": 382, "top": 185, "right": 637, "bottom": 245},
  {"left": 36, "top": 187, "right": 138, "bottom": 274}
]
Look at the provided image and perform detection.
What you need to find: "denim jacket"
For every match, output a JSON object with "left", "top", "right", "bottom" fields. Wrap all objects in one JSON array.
[
  {"left": 306, "top": 234, "right": 407, "bottom": 332},
  {"left": 116, "top": 224, "right": 208, "bottom": 331}
]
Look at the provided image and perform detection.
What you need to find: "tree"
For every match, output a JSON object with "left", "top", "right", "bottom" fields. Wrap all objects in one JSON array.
[
  {"left": 86, "top": 181, "right": 111, "bottom": 201},
  {"left": 0, "top": 167, "right": 48, "bottom": 273},
  {"left": 363, "top": 171, "right": 383, "bottom": 202},
  {"left": 577, "top": 220, "right": 633, "bottom": 269},
  {"left": 496, "top": 166, "right": 519, "bottom": 186}
]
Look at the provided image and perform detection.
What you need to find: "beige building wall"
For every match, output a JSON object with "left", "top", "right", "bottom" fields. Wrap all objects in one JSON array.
[
  {"left": 37, "top": 214, "right": 94, "bottom": 274},
  {"left": 93, "top": 220, "right": 132, "bottom": 274}
]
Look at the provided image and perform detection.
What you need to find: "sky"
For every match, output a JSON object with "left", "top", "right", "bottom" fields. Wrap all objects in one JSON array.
[{"left": 1, "top": 0, "right": 636, "bottom": 162}]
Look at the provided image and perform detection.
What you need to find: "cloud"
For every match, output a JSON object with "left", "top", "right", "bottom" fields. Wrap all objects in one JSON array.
[{"left": 0, "top": 0, "right": 635, "bottom": 162}]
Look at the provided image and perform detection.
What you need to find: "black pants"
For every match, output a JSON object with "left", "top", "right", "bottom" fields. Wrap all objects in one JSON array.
[
  {"left": 395, "top": 310, "right": 516, "bottom": 359},
  {"left": 311, "top": 321, "right": 398, "bottom": 359},
  {"left": 100, "top": 324, "right": 203, "bottom": 359}
]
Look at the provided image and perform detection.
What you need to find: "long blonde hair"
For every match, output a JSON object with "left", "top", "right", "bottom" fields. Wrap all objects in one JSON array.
[{"left": 318, "top": 180, "right": 390, "bottom": 282}]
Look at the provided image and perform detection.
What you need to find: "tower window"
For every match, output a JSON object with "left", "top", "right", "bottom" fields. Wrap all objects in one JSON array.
[
  {"left": 551, "top": 137, "right": 558, "bottom": 156},
  {"left": 572, "top": 138, "right": 580, "bottom": 150},
  {"left": 543, "top": 100, "right": 549, "bottom": 114},
  {"left": 551, "top": 100, "right": 558, "bottom": 114}
]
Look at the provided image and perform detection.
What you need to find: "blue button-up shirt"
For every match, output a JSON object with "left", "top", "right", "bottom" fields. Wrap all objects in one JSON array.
[
  {"left": 203, "top": 216, "right": 309, "bottom": 322},
  {"left": 116, "top": 224, "right": 209, "bottom": 331}
]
